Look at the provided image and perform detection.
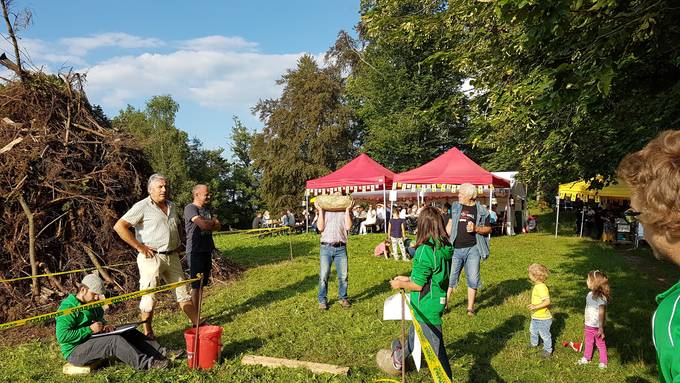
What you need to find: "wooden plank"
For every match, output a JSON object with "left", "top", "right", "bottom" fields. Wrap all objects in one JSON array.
[{"left": 241, "top": 355, "right": 349, "bottom": 376}]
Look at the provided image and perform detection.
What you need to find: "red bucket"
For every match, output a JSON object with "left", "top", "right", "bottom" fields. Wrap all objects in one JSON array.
[{"left": 184, "top": 325, "right": 222, "bottom": 369}]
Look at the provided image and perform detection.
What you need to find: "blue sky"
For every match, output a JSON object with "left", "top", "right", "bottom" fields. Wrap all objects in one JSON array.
[{"left": 10, "top": 0, "right": 360, "bottom": 156}]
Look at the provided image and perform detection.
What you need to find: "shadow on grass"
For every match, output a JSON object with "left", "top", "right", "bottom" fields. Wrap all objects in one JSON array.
[
  {"left": 207, "top": 274, "right": 319, "bottom": 325},
  {"left": 475, "top": 278, "right": 532, "bottom": 312},
  {"left": 448, "top": 314, "right": 525, "bottom": 383},
  {"left": 552, "top": 239, "right": 678, "bottom": 375},
  {"left": 550, "top": 312, "right": 568, "bottom": 351},
  {"left": 352, "top": 278, "right": 391, "bottom": 303},
  {"left": 219, "top": 238, "right": 317, "bottom": 269},
  {"left": 221, "top": 336, "right": 266, "bottom": 360}
]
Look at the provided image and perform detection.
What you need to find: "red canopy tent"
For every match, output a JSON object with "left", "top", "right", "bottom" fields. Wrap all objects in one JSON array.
[
  {"left": 393, "top": 147, "right": 510, "bottom": 188},
  {"left": 306, "top": 153, "right": 395, "bottom": 194}
]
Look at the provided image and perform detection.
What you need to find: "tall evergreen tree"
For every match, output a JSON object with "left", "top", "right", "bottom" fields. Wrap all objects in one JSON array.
[{"left": 251, "top": 55, "right": 357, "bottom": 210}]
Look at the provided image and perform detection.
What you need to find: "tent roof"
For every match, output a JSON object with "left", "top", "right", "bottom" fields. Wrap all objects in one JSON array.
[
  {"left": 394, "top": 147, "right": 510, "bottom": 188},
  {"left": 306, "top": 153, "right": 395, "bottom": 189},
  {"left": 558, "top": 178, "right": 631, "bottom": 199}
]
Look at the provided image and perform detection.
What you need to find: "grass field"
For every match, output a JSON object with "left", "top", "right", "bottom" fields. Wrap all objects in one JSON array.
[{"left": 0, "top": 212, "right": 677, "bottom": 382}]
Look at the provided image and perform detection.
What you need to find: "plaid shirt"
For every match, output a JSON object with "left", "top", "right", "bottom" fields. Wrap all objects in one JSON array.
[{"left": 121, "top": 196, "right": 181, "bottom": 252}]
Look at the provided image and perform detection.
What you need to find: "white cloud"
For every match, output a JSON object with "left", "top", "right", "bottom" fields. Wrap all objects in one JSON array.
[
  {"left": 60, "top": 32, "right": 164, "bottom": 56},
  {"left": 178, "top": 35, "right": 258, "bottom": 52},
  {"left": 81, "top": 49, "right": 305, "bottom": 111}
]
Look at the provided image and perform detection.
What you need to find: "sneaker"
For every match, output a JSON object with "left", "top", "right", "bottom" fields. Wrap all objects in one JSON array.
[
  {"left": 540, "top": 350, "right": 552, "bottom": 359},
  {"left": 576, "top": 357, "right": 590, "bottom": 365},
  {"left": 339, "top": 299, "right": 351, "bottom": 309},
  {"left": 376, "top": 349, "right": 400, "bottom": 376},
  {"left": 318, "top": 302, "right": 328, "bottom": 311},
  {"left": 527, "top": 344, "right": 538, "bottom": 350},
  {"left": 148, "top": 358, "right": 169, "bottom": 370},
  {"left": 162, "top": 349, "right": 186, "bottom": 360},
  {"left": 598, "top": 363, "right": 607, "bottom": 369}
]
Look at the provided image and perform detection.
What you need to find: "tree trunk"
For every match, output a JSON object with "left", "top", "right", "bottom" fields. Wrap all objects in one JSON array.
[
  {"left": 17, "top": 194, "right": 39, "bottom": 296},
  {"left": 0, "top": 0, "right": 24, "bottom": 80}
]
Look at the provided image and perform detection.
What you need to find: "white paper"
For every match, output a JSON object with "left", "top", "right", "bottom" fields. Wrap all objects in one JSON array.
[
  {"left": 90, "top": 323, "right": 137, "bottom": 338},
  {"left": 383, "top": 293, "right": 412, "bottom": 321},
  {"left": 413, "top": 331, "right": 422, "bottom": 370}
]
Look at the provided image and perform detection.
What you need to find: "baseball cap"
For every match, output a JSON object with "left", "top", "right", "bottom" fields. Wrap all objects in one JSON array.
[{"left": 81, "top": 273, "right": 105, "bottom": 295}]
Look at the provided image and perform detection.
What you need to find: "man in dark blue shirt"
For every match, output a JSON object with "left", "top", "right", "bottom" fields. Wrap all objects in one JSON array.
[{"left": 184, "top": 184, "right": 221, "bottom": 307}]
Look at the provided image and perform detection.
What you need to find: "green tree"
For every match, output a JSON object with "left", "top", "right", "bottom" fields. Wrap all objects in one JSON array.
[
  {"left": 357, "top": 0, "right": 680, "bottom": 196},
  {"left": 227, "top": 117, "right": 262, "bottom": 227},
  {"left": 251, "top": 55, "right": 357, "bottom": 210}
]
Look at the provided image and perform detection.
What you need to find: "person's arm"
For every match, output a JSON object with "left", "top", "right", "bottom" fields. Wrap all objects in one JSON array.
[
  {"left": 191, "top": 215, "right": 220, "bottom": 231},
  {"left": 528, "top": 297, "right": 551, "bottom": 311},
  {"left": 387, "top": 221, "right": 392, "bottom": 235},
  {"left": 400, "top": 222, "right": 406, "bottom": 238},
  {"left": 597, "top": 305, "right": 606, "bottom": 339},
  {"left": 113, "top": 219, "right": 155, "bottom": 258},
  {"left": 471, "top": 213, "right": 492, "bottom": 235},
  {"left": 344, "top": 205, "right": 353, "bottom": 231},
  {"left": 56, "top": 313, "right": 100, "bottom": 345},
  {"left": 315, "top": 201, "right": 325, "bottom": 232},
  {"left": 390, "top": 276, "right": 423, "bottom": 291}
]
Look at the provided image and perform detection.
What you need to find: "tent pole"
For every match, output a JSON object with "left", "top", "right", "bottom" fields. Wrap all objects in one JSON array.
[
  {"left": 555, "top": 196, "right": 560, "bottom": 238},
  {"left": 579, "top": 206, "right": 585, "bottom": 238},
  {"left": 305, "top": 194, "right": 309, "bottom": 233},
  {"left": 383, "top": 186, "right": 387, "bottom": 234}
]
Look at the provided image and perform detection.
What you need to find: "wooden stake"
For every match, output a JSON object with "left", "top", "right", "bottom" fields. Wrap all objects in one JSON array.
[
  {"left": 241, "top": 355, "right": 349, "bottom": 375},
  {"left": 192, "top": 274, "right": 205, "bottom": 369}
]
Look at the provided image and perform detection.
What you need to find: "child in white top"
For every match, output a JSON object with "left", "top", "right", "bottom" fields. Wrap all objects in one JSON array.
[{"left": 577, "top": 270, "right": 610, "bottom": 369}]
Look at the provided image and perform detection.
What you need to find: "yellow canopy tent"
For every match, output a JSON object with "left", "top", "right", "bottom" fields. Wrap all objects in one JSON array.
[{"left": 558, "top": 178, "right": 631, "bottom": 202}]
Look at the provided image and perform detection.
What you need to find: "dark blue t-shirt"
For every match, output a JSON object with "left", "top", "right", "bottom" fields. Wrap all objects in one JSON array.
[
  {"left": 184, "top": 203, "right": 215, "bottom": 254},
  {"left": 389, "top": 218, "right": 405, "bottom": 238}
]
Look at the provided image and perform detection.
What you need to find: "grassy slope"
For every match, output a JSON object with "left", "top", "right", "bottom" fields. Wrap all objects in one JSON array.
[{"left": 0, "top": 223, "right": 676, "bottom": 382}]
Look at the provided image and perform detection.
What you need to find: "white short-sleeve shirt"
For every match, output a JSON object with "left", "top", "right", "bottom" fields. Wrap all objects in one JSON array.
[
  {"left": 120, "top": 196, "right": 181, "bottom": 252},
  {"left": 584, "top": 291, "right": 607, "bottom": 327}
]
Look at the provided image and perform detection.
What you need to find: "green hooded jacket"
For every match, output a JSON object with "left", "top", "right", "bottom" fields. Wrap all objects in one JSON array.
[{"left": 410, "top": 238, "right": 454, "bottom": 325}]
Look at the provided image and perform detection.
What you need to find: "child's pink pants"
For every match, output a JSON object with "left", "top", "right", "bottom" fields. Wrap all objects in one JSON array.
[{"left": 583, "top": 325, "right": 608, "bottom": 364}]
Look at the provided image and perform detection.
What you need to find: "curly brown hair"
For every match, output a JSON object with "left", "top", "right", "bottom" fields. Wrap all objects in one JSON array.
[
  {"left": 618, "top": 130, "right": 680, "bottom": 238},
  {"left": 588, "top": 270, "right": 611, "bottom": 302},
  {"left": 528, "top": 263, "right": 549, "bottom": 283}
]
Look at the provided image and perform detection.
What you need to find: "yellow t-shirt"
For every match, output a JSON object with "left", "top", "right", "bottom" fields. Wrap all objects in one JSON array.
[{"left": 531, "top": 283, "right": 552, "bottom": 319}]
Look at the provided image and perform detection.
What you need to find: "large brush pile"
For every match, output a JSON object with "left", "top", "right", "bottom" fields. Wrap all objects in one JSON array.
[{"left": 0, "top": 70, "right": 241, "bottom": 323}]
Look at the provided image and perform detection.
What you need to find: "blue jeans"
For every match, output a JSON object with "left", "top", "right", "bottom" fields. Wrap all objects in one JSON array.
[
  {"left": 530, "top": 318, "right": 553, "bottom": 353},
  {"left": 393, "top": 323, "right": 452, "bottom": 380},
  {"left": 318, "top": 244, "right": 348, "bottom": 304},
  {"left": 449, "top": 246, "right": 481, "bottom": 289}
]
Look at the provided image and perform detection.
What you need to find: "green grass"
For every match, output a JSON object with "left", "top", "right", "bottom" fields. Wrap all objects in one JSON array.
[{"left": 0, "top": 224, "right": 677, "bottom": 382}]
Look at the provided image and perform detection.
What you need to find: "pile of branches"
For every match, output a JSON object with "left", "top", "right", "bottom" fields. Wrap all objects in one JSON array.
[{"left": 0, "top": 66, "right": 242, "bottom": 324}]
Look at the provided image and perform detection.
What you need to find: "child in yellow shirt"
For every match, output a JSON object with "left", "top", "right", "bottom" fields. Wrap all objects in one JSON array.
[{"left": 528, "top": 263, "right": 552, "bottom": 358}]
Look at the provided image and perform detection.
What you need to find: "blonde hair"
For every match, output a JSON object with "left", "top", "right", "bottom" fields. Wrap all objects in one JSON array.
[
  {"left": 528, "top": 263, "right": 549, "bottom": 282},
  {"left": 459, "top": 183, "right": 478, "bottom": 199},
  {"left": 588, "top": 270, "right": 611, "bottom": 302},
  {"left": 618, "top": 130, "right": 680, "bottom": 238}
]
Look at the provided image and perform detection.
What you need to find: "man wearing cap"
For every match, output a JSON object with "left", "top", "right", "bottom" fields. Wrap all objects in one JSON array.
[
  {"left": 55, "top": 274, "right": 170, "bottom": 370},
  {"left": 114, "top": 173, "right": 198, "bottom": 339}
]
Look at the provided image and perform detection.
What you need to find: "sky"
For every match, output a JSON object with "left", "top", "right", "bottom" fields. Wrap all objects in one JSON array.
[{"left": 6, "top": 0, "right": 360, "bottom": 156}]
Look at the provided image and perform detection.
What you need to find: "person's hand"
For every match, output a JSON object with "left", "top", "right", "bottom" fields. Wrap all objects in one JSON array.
[
  {"left": 597, "top": 327, "right": 605, "bottom": 339},
  {"left": 136, "top": 243, "right": 156, "bottom": 258},
  {"left": 527, "top": 304, "right": 535, "bottom": 311},
  {"left": 389, "top": 279, "right": 403, "bottom": 290},
  {"left": 394, "top": 275, "right": 410, "bottom": 282},
  {"left": 89, "top": 321, "right": 103, "bottom": 334},
  {"left": 466, "top": 221, "right": 476, "bottom": 233},
  {"left": 103, "top": 324, "right": 115, "bottom": 333}
]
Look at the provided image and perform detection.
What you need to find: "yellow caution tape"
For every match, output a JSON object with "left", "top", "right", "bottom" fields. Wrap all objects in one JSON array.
[
  {"left": 213, "top": 227, "right": 290, "bottom": 235},
  {"left": 0, "top": 262, "right": 136, "bottom": 284},
  {"left": 0, "top": 276, "right": 199, "bottom": 331},
  {"left": 245, "top": 226, "right": 291, "bottom": 238},
  {"left": 372, "top": 379, "right": 400, "bottom": 383},
  {"left": 401, "top": 290, "right": 452, "bottom": 383}
]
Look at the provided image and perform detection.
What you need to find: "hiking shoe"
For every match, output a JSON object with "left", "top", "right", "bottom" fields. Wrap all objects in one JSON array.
[
  {"left": 148, "top": 358, "right": 169, "bottom": 370},
  {"left": 162, "top": 349, "right": 186, "bottom": 360},
  {"left": 540, "top": 350, "right": 552, "bottom": 359},
  {"left": 318, "top": 302, "right": 328, "bottom": 311},
  {"left": 598, "top": 363, "right": 607, "bottom": 369},
  {"left": 376, "top": 349, "right": 400, "bottom": 376},
  {"left": 339, "top": 299, "right": 351, "bottom": 309},
  {"left": 576, "top": 357, "right": 589, "bottom": 365}
]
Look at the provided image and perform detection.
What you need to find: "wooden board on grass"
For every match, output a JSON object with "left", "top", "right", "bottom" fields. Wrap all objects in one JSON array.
[{"left": 241, "top": 355, "right": 349, "bottom": 375}]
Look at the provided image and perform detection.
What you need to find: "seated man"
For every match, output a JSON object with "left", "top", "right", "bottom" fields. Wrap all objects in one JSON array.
[{"left": 56, "top": 274, "right": 172, "bottom": 371}]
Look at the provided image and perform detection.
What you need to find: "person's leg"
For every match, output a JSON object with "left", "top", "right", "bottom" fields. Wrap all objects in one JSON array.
[
  {"left": 390, "top": 237, "right": 400, "bottom": 260},
  {"left": 360, "top": 222, "right": 367, "bottom": 235},
  {"left": 595, "top": 332, "right": 608, "bottom": 365},
  {"left": 538, "top": 319, "right": 553, "bottom": 353},
  {"left": 582, "top": 326, "right": 596, "bottom": 361},
  {"left": 318, "top": 245, "right": 332, "bottom": 304},
  {"left": 420, "top": 323, "right": 453, "bottom": 379},
  {"left": 392, "top": 324, "right": 415, "bottom": 370},
  {"left": 121, "top": 329, "right": 165, "bottom": 359},
  {"left": 67, "top": 335, "right": 156, "bottom": 370},
  {"left": 447, "top": 248, "right": 466, "bottom": 302},
  {"left": 529, "top": 319, "right": 539, "bottom": 347},
  {"left": 462, "top": 246, "right": 481, "bottom": 312},
  {"left": 189, "top": 252, "right": 211, "bottom": 308},
  {"left": 335, "top": 246, "right": 349, "bottom": 302},
  {"left": 137, "top": 252, "right": 161, "bottom": 338},
  {"left": 397, "top": 238, "right": 407, "bottom": 260},
  {"left": 162, "top": 253, "right": 198, "bottom": 325}
]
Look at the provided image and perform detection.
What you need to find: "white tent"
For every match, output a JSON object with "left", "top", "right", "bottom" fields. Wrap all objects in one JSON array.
[{"left": 492, "top": 172, "right": 528, "bottom": 235}]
